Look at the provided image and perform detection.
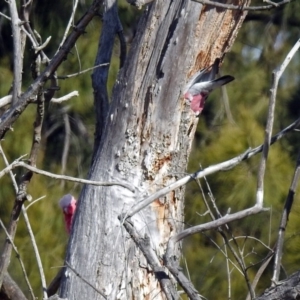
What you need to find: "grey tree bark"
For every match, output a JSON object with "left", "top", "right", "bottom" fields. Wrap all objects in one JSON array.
[{"left": 60, "top": 0, "right": 249, "bottom": 299}]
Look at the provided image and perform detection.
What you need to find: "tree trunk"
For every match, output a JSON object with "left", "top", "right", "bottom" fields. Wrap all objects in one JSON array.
[{"left": 60, "top": 0, "right": 250, "bottom": 299}]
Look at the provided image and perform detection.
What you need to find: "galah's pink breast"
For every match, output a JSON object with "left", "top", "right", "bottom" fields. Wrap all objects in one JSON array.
[
  {"left": 190, "top": 93, "right": 206, "bottom": 115},
  {"left": 64, "top": 202, "right": 77, "bottom": 234}
]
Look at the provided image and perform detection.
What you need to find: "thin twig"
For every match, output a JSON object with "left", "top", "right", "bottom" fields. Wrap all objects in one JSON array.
[
  {"left": 201, "top": 177, "right": 254, "bottom": 297},
  {"left": 55, "top": 0, "right": 79, "bottom": 56},
  {"left": 0, "top": 161, "right": 135, "bottom": 192},
  {"left": 22, "top": 207, "right": 48, "bottom": 299},
  {"left": 57, "top": 63, "right": 109, "bottom": 79},
  {"left": 192, "top": 0, "right": 294, "bottom": 11},
  {"left": 25, "top": 195, "right": 46, "bottom": 210},
  {"left": 34, "top": 36, "right": 52, "bottom": 52},
  {"left": 0, "top": 11, "right": 11, "bottom": 20}
]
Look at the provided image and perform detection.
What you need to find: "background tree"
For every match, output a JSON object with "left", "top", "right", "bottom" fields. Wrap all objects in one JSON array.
[{"left": 0, "top": 0, "right": 300, "bottom": 299}]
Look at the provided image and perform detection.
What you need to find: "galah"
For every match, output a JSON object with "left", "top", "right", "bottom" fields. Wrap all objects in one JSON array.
[
  {"left": 59, "top": 194, "right": 77, "bottom": 234},
  {"left": 184, "top": 58, "right": 234, "bottom": 115}
]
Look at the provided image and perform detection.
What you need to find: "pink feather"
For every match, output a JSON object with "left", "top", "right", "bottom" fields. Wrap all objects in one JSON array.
[{"left": 59, "top": 194, "right": 77, "bottom": 234}]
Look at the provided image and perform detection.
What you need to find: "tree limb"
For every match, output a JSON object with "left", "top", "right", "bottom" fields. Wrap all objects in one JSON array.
[
  {"left": 0, "top": 161, "right": 135, "bottom": 192},
  {"left": 192, "top": 0, "right": 295, "bottom": 11},
  {"left": 255, "top": 38, "right": 300, "bottom": 207},
  {"left": 92, "top": 0, "right": 124, "bottom": 156}
]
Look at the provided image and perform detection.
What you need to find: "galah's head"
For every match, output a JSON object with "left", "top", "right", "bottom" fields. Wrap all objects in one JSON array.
[{"left": 59, "top": 194, "right": 77, "bottom": 234}]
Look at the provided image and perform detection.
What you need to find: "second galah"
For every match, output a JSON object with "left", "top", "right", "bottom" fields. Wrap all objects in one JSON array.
[
  {"left": 59, "top": 194, "right": 77, "bottom": 234},
  {"left": 184, "top": 58, "right": 234, "bottom": 115}
]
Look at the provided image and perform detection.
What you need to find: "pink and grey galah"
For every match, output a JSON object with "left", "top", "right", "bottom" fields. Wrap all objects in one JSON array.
[
  {"left": 59, "top": 194, "right": 77, "bottom": 234},
  {"left": 184, "top": 58, "right": 234, "bottom": 115}
]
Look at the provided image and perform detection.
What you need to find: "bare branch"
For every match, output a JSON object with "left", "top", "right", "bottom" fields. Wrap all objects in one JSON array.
[
  {"left": 51, "top": 91, "right": 79, "bottom": 103},
  {"left": 0, "top": 95, "right": 12, "bottom": 108},
  {"left": 0, "top": 161, "right": 135, "bottom": 192},
  {"left": 34, "top": 36, "right": 52, "bottom": 52},
  {"left": 57, "top": 63, "right": 109, "bottom": 80},
  {"left": 255, "top": 38, "right": 300, "bottom": 207},
  {"left": 0, "top": 11, "right": 11, "bottom": 20},
  {"left": 173, "top": 206, "right": 266, "bottom": 244},
  {"left": 192, "top": 0, "right": 294, "bottom": 11},
  {"left": 55, "top": 0, "right": 79, "bottom": 56},
  {"left": 22, "top": 207, "right": 48, "bottom": 299},
  {"left": 25, "top": 195, "right": 46, "bottom": 211}
]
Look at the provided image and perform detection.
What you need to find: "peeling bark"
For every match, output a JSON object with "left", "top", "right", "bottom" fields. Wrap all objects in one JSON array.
[{"left": 60, "top": 1, "right": 250, "bottom": 299}]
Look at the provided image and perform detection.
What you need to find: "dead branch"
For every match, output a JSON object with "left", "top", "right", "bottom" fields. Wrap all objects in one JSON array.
[
  {"left": 255, "top": 38, "right": 300, "bottom": 207},
  {"left": 192, "top": 0, "right": 294, "bottom": 11},
  {"left": 0, "top": 161, "right": 135, "bottom": 192},
  {"left": 57, "top": 63, "right": 109, "bottom": 80}
]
